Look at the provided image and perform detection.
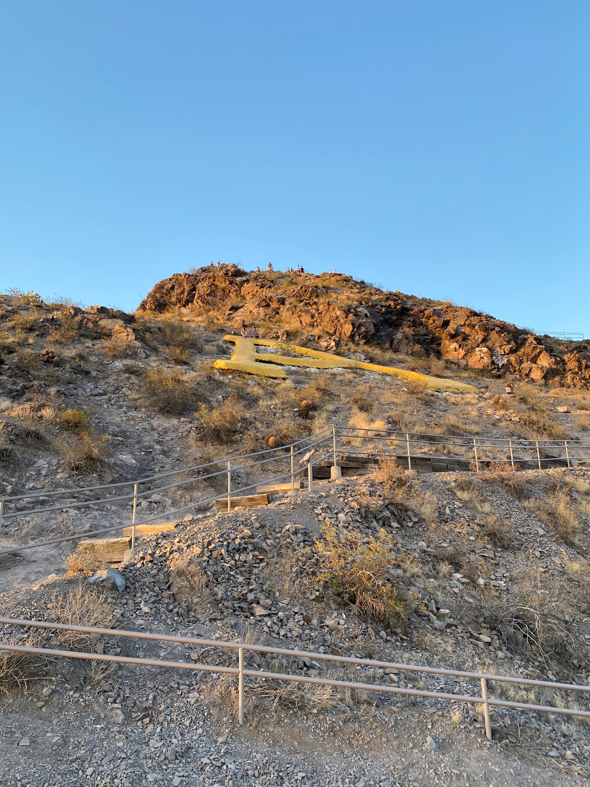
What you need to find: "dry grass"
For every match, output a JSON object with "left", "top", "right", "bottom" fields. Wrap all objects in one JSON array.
[
  {"left": 0, "top": 584, "right": 116, "bottom": 694},
  {"left": 140, "top": 367, "right": 206, "bottom": 415},
  {"left": 483, "top": 515, "right": 513, "bottom": 549},
  {"left": 315, "top": 525, "right": 407, "bottom": 629},
  {"left": 486, "top": 471, "right": 533, "bottom": 502},
  {"left": 345, "top": 411, "right": 388, "bottom": 447},
  {"left": 193, "top": 396, "right": 246, "bottom": 445},
  {"left": 58, "top": 427, "right": 109, "bottom": 471},
  {"left": 453, "top": 478, "right": 491, "bottom": 514},
  {"left": 350, "top": 393, "right": 373, "bottom": 412},
  {"left": 102, "top": 337, "right": 136, "bottom": 358},
  {"left": 48, "top": 584, "right": 116, "bottom": 650},
  {"left": 372, "top": 456, "right": 409, "bottom": 498},
  {"left": 168, "top": 556, "right": 211, "bottom": 614},
  {"left": 524, "top": 496, "right": 580, "bottom": 545},
  {"left": 66, "top": 543, "right": 112, "bottom": 574}
]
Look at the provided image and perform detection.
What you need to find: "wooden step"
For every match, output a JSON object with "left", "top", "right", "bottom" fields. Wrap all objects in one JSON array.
[
  {"left": 215, "top": 494, "right": 269, "bottom": 512},
  {"left": 256, "top": 481, "right": 302, "bottom": 494},
  {"left": 123, "top": 522, "right": 178, "bottom": 537},
  {"left": 78, "top": 537, "right": 131, "bottom": 564}
]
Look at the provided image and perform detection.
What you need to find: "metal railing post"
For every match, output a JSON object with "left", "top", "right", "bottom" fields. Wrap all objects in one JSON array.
[
  {"left": 332, "top": 427, "right": 337, "bottom": 467},
  {"left": 509, "top": 440, "right": 515, "bottom": 472},
  {"left": 565, "top": 441, "right": 571, "bottom": 469},
  {"left": 238, "top": 647, "right": 245, "bottom": 724},
  {"left": 290, "top": 446, "right": 295, "bottom": 493},
  {"left": 406, "top": 434, "right": 412, "bottom": 472},
  {"left": 536, "top": 441, "right": 542, "bottom": 471},
  {"left": 308, "top": 456, "right": 314, "bottom": 493},
  {"left": 473, "top": 439, "right": 479, "bottom": 473},
  {"left": 0, "top": 499, "right": 3, "bottom": 531},
  {"left": 227, "top": 461, "right": 232, "bottom": 512},
  {"left": 481, "top": 677, "right": 492, "bottom": 741},
  {"left": 131, "top": 483, "right": 138, "bottom": 550}
]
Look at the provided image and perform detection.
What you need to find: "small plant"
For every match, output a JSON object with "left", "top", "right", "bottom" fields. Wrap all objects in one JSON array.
[
  {"left": 19, "top": 290, "right": 42, "bottom": 305},
  {"left": 373, "top": 456, "right": 408, "bottom": 498},
  {"left": 61, "top": 408, "right": 89, "bottom": 430},
  {"left": 454, "top": 479, "right": 491, "bottom": 514},
  {"left": 140, "top": 367, "right": 205, "bottom": 415},
  {"left": 315, "top": 525, "right": 406, "bottom": 629},
  {"left": 524, "top": 496, "right": 580, "bottom": 545},
  {"left": 193, "top": 396, "right": 246, "bottom": 445},
  {"left": 483, "top": 515, "right": 513, "bottom": 549}
]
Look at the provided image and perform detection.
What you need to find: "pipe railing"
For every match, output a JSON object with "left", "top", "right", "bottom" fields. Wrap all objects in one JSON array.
[
  {"left": 2, "top": 617, "right": 590, "bottom": 738},
  {"left": 1, "top": 426, "right": 589, "bottom": 558}
]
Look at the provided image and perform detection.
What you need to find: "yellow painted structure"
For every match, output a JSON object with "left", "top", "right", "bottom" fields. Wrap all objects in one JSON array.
[{"left": 213, "top": 336, "right": 476, "bottom": 392}]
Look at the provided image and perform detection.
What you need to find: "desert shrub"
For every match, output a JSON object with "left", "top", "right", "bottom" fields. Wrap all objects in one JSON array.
[
  {"left": 315, "top": 526, "right": 406, "bottom": 628},
  {"left": 483, "top": 515, "right": 513, "bottom": 549},
  {"left": 19, "top": 290, "right": 42, "bottom": 305},
  {"left": 61, "top": 408, "right": 89, "bottom": 430},
  {"left": 525, "top": 496, "right": 580, "bottom": 545},
  {"left": 262, "top": 420, "right": 311, "bottom": 449},
  {"left": 454, "top": 479, "right": 491, "bottom": 514},
  {"left": 48, "top": 315, "right": 79, "bottom": 344},
  {"left": 140, "top": 367, "right": 206, "bottom": 415},
  {"left": 0, "top": 584, "right": 115, "bottom": 694},
  {"left": 59, "top": 429, "right": 109, "bottom": 471},
  {"left": 519, "top": 412, "right": 567, "bottom": 440},
  {"left": 168, "top": 556, "right": 210, "bottom": 614},
  {"left": 350, "top": 393, "right": 373, "bottom": 412},
  {"left": 486, "top": 471, "right": 532, "bottom": 502},
  {"left": 345, "top": 411, "right": 388, "bottom": 447},
  {"left": 102, "top": 337, "right": 135, "bottom": 358},
  {"left": 66, "top": 543, "right": 112, "bottom": 574},
  {"left": 372, "top": 456, "right": 408, "bottom": 498},
  {"left": 48, "top": 584, "right": 116, "bottom": 650},
  {"left": 497, "top": 604, "right": 579, "bottom": 671},
  {"left": 193, "top": 396, "right": 246, "bottom": 445}
]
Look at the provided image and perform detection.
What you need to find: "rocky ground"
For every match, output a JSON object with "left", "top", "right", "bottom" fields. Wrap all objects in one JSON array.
[
  {"left": 3, "top": 470, "right": 590, "bottom": 785},
  {"left": 2, "top": 277, "right": 590, "bottom": 786}
]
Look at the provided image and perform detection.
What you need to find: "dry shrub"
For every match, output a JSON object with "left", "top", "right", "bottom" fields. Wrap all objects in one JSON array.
[
  {"left": 345, "top": 411, "right": 388, "bottom": 447},
  {"left": 315, "top": 526, "right": 406, "bottom": 628},
  {"left": 262, "top": 420, "right": 310, "bottom": 449},
  {"left": 169, "top": 556, "right": 210, "bottom": 614},
  {"left": 497, "top": 604, "right": 578, "bottom": 671},
  {"left": 102, "top": 337, "right": 135, "bottom": 358},
  {"left": 483, "top": 515, "right": 513, "bottom": 549},
  {"left": 141, "top": 367, "right": 205, "bottom": 415},
  {"left": 61, "top": 408, "right": 89, "bottom": 429},
  {"left": 486, "top": 472, "right": 532, "bottom": 502},
  {"left": 58, "top": 428, "right": 109, "bottom": 471},
  {"left": 0, "top": 584, "right": 116, "bottom": 694},
  {"left": 436, "top": 540, "right": 482, "bottom": 583},
  {"left": 193, "top": 396, "right": 246, "bottom": 445},
  {"left": 524, "top": 497, "right": 580, "bottom": 545},
  {"left": 373, "top": 456, "right": 408, "bottom": 498},
  {"left": 66, "top": 543, "right": 111, "bottom": 574},
  {"left": 454, "top": 479, "right": 491, "bottom": 514},
  {"left": 48, "top": 584, "right": 116, "bottom": 650},
  {"left": 438, "top": 414, "right": 481, "bottom": 436},
  {"left": 406, "top": 488, "right": 438, "bottom": 523},
  {"left": 519, "top": 412, "right": 567, "bottom": 440},
  {"left": 350, "top": 393, "right": 373, "bottom": 412},
  {"left": 493, "top": 395, "right": 507, "bottom": 410}
]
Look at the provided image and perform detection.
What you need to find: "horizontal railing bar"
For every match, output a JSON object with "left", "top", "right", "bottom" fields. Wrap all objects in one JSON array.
[
  {"left": 0, "top": 428, "right": 336, "bottom": 505},
  {"left": 0, "top": 438, "right": 332, "bottom": 523},
  {"left": 0, "top": 461, "right": 316, "bottom": 557},
  {"left": 0, "top": 643, "right": 238, "bottom": 675},
  {"left": 2, "top": 618, "right": 589, "bottom": 692},
  {"left": 2, "top": 639, "right": 590, "bottom": 721}
]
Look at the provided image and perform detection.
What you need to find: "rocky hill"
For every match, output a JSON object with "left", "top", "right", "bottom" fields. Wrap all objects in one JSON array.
[{"left": 139, "top": 265, "right": 590, "bottom": 389}]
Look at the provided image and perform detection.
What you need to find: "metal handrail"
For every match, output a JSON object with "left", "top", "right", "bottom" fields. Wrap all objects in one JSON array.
[
  {"left": 0, "top": 427, "right": 336, "bottom": 504},
  {"left": 1, "top": 425, "right": 588, "bottom": 558},
  {"left": 2, "top": 617, "right": 590, "bottom": 737}
]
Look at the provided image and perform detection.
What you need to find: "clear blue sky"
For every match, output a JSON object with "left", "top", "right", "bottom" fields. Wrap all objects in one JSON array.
[{"left": 1, "top": 1, "right": 588, "bottom": 336}]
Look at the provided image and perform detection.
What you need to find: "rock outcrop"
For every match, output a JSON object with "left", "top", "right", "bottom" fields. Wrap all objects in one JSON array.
[{"left": 138, "top": 265, "right": 590, "bottom": 388}]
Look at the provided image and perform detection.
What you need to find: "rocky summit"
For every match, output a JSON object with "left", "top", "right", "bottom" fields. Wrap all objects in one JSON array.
[{"left": 140, "top": 265, "right": 590, "bottom": 389}]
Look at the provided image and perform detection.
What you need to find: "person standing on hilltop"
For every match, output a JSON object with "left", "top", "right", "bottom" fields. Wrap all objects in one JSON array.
[{"left": 267, "top": 262, "right": 273, "bottom": 271}]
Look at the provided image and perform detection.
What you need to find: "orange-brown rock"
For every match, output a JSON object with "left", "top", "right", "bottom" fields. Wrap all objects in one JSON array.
[{"left": 137, "top": 266, "right": 590, "bottom": 389}]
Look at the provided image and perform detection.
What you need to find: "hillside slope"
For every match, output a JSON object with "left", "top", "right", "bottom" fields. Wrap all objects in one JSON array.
[{"left": 140, "top": 265, "right": 590, "bottom": 389}]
